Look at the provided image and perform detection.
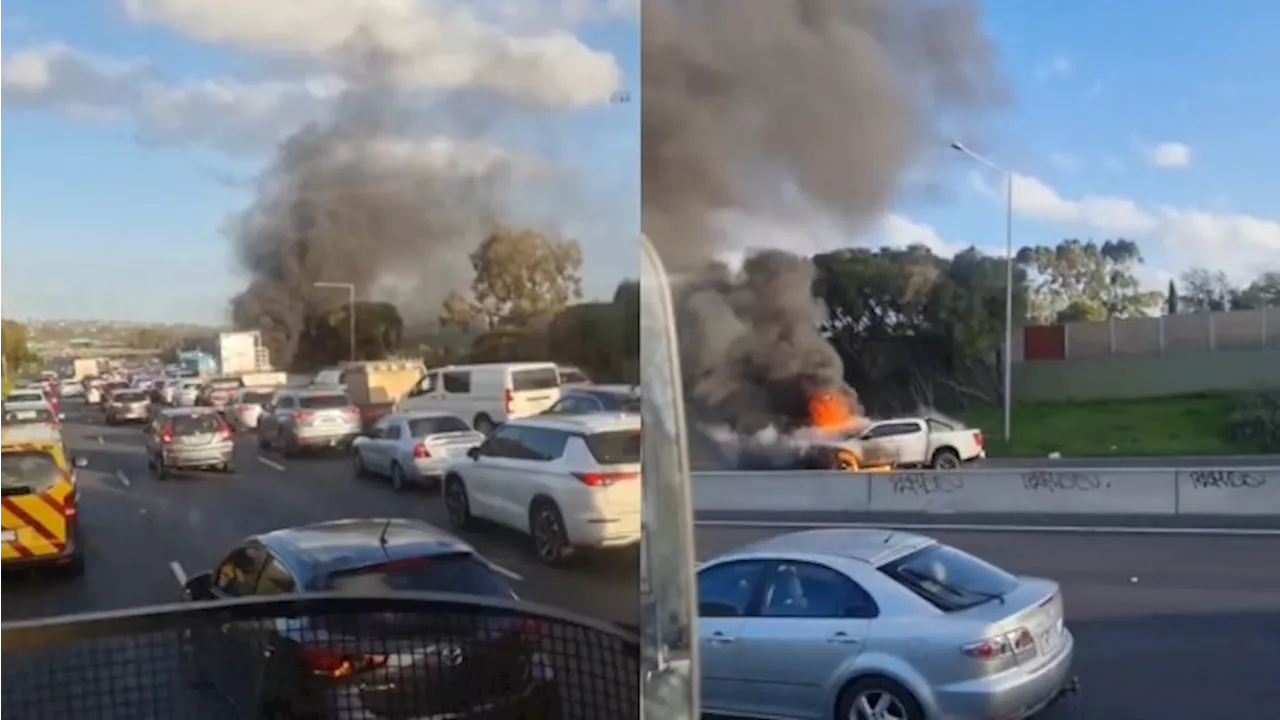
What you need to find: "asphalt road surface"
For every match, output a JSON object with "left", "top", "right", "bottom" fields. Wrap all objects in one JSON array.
[
  {"left": 696, "top": 523, "right": 1280, "bottom": 719},
  {"left": 2, "top": 401, "right": 638, "bottom": 627}
]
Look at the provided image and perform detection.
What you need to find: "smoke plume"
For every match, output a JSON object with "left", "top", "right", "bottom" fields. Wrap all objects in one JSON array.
[
  {"left": 228, "top": 43, "right": 528, "bottom": 366},
  {"left": 642, "top": 0, "right": 1004, "bottom": 432}
]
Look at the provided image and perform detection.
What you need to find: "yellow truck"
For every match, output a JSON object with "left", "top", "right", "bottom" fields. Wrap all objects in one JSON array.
[{"left": 315, "top": 360, "right": 425, "bottom": 431}]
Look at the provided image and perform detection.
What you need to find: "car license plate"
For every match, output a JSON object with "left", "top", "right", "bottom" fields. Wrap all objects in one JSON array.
[{"left": 1, "top": 530, "right": 16, "bottom": 542}]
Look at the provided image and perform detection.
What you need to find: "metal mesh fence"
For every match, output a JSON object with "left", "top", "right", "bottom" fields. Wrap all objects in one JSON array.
[{"left": 2, "top": 593, "right": 639, "bottom": 719}]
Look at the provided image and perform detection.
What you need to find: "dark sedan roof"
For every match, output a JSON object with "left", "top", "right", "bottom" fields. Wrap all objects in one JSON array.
[{"left": 256, "top": 518, "right": 475, "bottom": 581}]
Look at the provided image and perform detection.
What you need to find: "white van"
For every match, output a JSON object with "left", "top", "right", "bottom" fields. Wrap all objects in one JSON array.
[{"left": 398, "top": 362, "right": 562, "bottom": 434}]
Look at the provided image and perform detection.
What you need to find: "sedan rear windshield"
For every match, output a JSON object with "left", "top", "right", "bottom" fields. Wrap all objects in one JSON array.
[
  {"left": 242, "top": 392, "right": 275, "bottom": 404},
  {"left": 584, "top": 429, "right": 641, "bottom": 464},
  {"left": 5, "top": 393, "right": 44, "bottom": 404},
  {"left": 511, "top": 367, "right": 560, "bottom": 392},
  {"left": 3, "top": 407, "right": 55, "bottom": 425},
  {"left": 114, "top": 392, "right": 149, "bottom": 403},
  {"left": 879, "top": 544, "right": 1020, "bottom": 612},
  {"left": 1, "top": 451, "right": 61, "bottom": 495},
  {"left": 300, "top": 393, "right": 350, "bottom": 409},
  {"left": 171, "top": 414, "right": 224, "bottom": 435},
  {"left": 408, "top": 416, "right": 472, "bottom": 437},
  {"left": 327, "top": 554, "right": 514, "bottom": 598}
]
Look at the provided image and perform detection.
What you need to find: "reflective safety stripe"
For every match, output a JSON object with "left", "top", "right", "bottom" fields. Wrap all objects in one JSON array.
[{"left": 0, "top": 482, "right": 71, "bottom": 560}]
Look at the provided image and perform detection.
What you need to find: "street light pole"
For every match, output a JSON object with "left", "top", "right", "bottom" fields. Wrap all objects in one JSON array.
[
  {"left": 314, "top": 282, "right": 357, "bottom": 363},
  {"left": 951, "top": 142, "right": 1015, "bottom": 443}
]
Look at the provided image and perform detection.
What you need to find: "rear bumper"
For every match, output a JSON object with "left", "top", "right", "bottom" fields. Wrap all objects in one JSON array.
[
  {"left": 933, "top": 627, "right": 1075, "bottom": 720},
  {"left": 294, "top": 429, "right": 360, "bottom": 446},
  {"left": 162, "top": 446, "right": 235, "bottom": 468},
  {"left": 2, "top": 520, "right": 81, "bottom": 569},
  {"left": 567, "top": 513, "right": 642, "bottom": 548}
]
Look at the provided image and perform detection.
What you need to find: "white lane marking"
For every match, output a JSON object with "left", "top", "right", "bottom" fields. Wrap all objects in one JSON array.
[
  {"left": 115, "top": 470, "right": 131, "bottom": 488},
  {"left": 256, "top": 456, "right": 286, "bottom": 472},
  {"left": 695, "top": 519, "right": 1280, "bottom": 537},
  {"left": 486, "top": 561, "right": 524, "bottom": 581},
  {"left": 169, "top": 561, "right": 188, "bottom": 586}
]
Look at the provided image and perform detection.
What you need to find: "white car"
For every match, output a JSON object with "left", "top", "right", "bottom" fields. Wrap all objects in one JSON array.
[
  {"left": 352, "top": 411, "right": 485, "bottom": 491},
  {"left": 442, "top": 413, "right": 641, "bottom": 565},
  {"left": 398, "top": 362, "right": 562, "bottom": 434},
  {"left": 850, "top": 416, "right": 986, "bottom": 469},
  {"left": 174, "top": 379, "right": 203, "bottom": 407},
  {"left": 59, "top": 380, "right": 85, "bottom": 398}
]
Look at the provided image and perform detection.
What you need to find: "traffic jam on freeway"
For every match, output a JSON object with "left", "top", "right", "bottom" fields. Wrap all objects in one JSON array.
[{"left": 1, "top": 360, "right": 641, "bottom": 633}]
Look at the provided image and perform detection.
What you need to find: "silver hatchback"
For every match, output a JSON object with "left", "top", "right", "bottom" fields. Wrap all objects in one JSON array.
[
  {"left": 146, "top": 408, "right": 236, "bottom": 477},
  {"left": 104, "top": 389, "right": 151, "bottom": 424},
  {"left": 697, "top": 529, "right": 1077, "bottom": 720},
  {"left": 257, "top": 389, "right": 362, "bottom": 457}
]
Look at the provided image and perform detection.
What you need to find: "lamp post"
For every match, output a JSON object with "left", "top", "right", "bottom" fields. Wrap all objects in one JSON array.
[
  {"left": 314, "top": 282, "right": 357, "bottom": 363},
  {"left": 951, "top": 141, "right": 1015, "bottom": 443}
]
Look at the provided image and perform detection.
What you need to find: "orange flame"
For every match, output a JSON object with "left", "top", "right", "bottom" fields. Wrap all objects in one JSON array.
[{"left": 808, "top": 391, "right": 859, "bottom": 431}]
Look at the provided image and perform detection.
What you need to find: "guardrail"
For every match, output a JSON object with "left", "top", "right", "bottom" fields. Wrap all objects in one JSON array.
[
  {"left": 692, "top": 467, "right": 1280, "bottom": 516},
  {"left": 2, "top": 593, "right": 639, "bottom": 720}
]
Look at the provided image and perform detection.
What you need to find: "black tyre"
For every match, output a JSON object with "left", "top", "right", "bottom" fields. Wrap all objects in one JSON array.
[
  {"left": 837, "top": 676, "right": 925, "bottom": 720},
  {"left": 529, "top": 499, "right": 572, "bottom": 566},
  {"left": 352, "top": 448, "right": 369, "bottom": 478},
  {"left": 444, "top": 475, "right": 473, "bottom": 530},
  {"left": 930, "top": 448, "right": 961, "bottom": 469},
  {"left": 390, "top": 463, "right": 407, "bottom": 492}
]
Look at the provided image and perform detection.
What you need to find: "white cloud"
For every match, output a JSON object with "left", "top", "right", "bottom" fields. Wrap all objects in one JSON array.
[
  {"left": 122, "top": 0, "right": 622, "bottom": 109},
  {"left": 970, "top": 171, "right": 1280, "bottom": 282},
  {"left": 2, "top": 43, "right": 341, "bottom": 153},
  {"left": 1145, "top": 141, "right": 1192, "bottom": 169},
  {"left": 880, "top": 215, "right": 972, "bottom": 258}
]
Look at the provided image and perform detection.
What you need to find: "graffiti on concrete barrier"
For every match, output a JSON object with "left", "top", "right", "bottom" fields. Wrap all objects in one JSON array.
[
  {"left": 1188, "top": 470, "right": 1266, "bottom": 490},
  {"left": 890, "top": 473, "right": 964, "bottom": 495},
  {"left": 1021, "top": 470, "right": 1107, "bottom": 492}
]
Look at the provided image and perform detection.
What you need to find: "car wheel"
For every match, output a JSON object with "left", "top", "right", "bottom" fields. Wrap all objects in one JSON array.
[
  {"left": 838, "top": 676, "right": 924, "bottom": 720},
  {"left": 390, "top": 463, "right": 406, "bottom": 492},
  {"left": 473, "top": 413, "right": 496, "bottom": 435},
  {"left": 930, "top": 448, "right": 961, "bottom": 470},
  {"left": 257, "top": 430, "right": 269, "bottom": 450},
  {"left": 222, "top": 461, "right": 236, "bottom": 474},
  {"left": 530, "top": 500, "right": 571, "bottom": 566},
  {"left": 352, "top": 448, "right": 369, "bottom": 478},
  {"left": 444, "top": 475, "right": 473, "bottom": 530},
  {"left": 279, "top": 432, "right": 296, "bottom": 459},
  {"left": 155, "top": 459, "right": 168, "bottom": 480}
]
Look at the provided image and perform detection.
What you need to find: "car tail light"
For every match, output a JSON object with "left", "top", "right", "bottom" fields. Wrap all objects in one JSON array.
[
  {"left": 160, "top": 422, "right": 174, "bottom": 444},
  {"left": 573, "top": 471, "right": 639, "bottom": 487},
  {"left": 294, "top": 410, "right": 316, "bottom": 423},
  {"left": 413, "top": 442, "right": 431, "bottom": 459},
  {"left": 218, "top": 421, "right": 234, "bottom": 440},
  {"left": 299, "top": 646, "right": 388, "bottom": 679},
  {"left": 974, "top": 430, "right": 984, "bottom": 449},
  {"left": 504, "top": 389, "right": 514, "bottom": 414},
  {"left": 61, "top": 483, "right": 78, "bottom": 517},
  {"left": 961, "top": 627, "right": 1034, "bottom": 661}
]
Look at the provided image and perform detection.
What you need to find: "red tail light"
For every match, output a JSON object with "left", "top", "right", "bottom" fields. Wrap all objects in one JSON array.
[
  {"left": 218, "top": 421, "right": 234, "bottom": 440},
  {"left": 160, "top": 422, "right": 174, "bottom": 444},
  {"left": 294, "top": 410, "right": 316, "bottom": 423},
  {"left": 62, "top": 484, "right": 78, "bottom": 517},
  {"left": 299, "top": 646, "right": 388, "bottom": 678},
  {"left": 504, "top": 389, "right": 513, "bottom": 414},
  {"left": 573, "top": 472, "right": 639, "bottom": 487},
  {"left": 961, "top": 627, "right": 1034, "bottom": 661},
  {"left": 974, "top": 430, "right": 984, "bottom": 449},
  {"left": 413, "top": 442, "right": 431, "bottom": 458}
]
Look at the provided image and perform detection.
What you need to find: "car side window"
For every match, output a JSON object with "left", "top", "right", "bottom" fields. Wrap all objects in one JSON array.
[
  {"left": 480, "top": 425, "right": 534, "bottom": 459},
  {"left": 760, "top": 561, "right": 879, "bottom": 619},
  {"left": 413, "top": 372, "right": 438, "bottom": 396},
  {"left": 385, "top": 424, "right": 403, "bottom": 440},
  {"left": 214, "top": 545, "right": 268, "bottom": 597},
  {"left": 697, "top": 560, "right": 768, "bottom": 618},
  {"left": 516, "top": 427, "right": 569, "bottom": 461},
  {"left": 255, "top": 557, "right": 298, "bottom": 595},
  {"left": 276, "top": 395, "right": 294, "bottom": 410},
  {"left": 442, "top": 371, "right": 471, "bottom": 394}
]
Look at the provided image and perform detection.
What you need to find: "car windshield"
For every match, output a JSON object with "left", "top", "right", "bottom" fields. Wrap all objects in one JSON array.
[
  {"left": 879, "top": 544, "right": 1020, "bottom": 612},
  {"left": 408, "top": 416, "right": 472, "bottom": 437},
  {"left": 593, "top": 391, "right": 641, "bottom": 412},
  {"left": 560, "top": 368, "right": 590, "bottom": 384},
  {"left": 6, "top": 393, "right": 44, "bottom": 404},
  {"left": 584, "top": 428, "right": 642, "bottom": 464},
  {"left": 171, "top": 414, "right": 223, "bottom": 435},
  {"left": 327, "top": 554, "right": 514, "bottom": 598},
  {"left": 243, "top": 391, "right": 275, "bottom": 404},
  {"left": 0, "top": 451, "right": 61, "bottom": 494},
  {"left": 115, "top": 392, "right": 148, "bottom": 402},
  {"left": 300, "top": 393, "right": 350, "bottom": 409},
  {"left": 3, "top": 407, "right": 55, "bottom": 426}
]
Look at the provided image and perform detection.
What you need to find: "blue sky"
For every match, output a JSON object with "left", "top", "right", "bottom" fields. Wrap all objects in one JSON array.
[
  {"left": 898, "top": 0, "right": 1280, "bottom": 291},
  {"left": 1, "top": 0, "right": 639, "bottom": 324}
]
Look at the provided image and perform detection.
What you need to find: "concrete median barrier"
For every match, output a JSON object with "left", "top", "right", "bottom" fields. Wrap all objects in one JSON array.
[{"left": 692, "top": 466, "right": 1280, "bottom": 517}]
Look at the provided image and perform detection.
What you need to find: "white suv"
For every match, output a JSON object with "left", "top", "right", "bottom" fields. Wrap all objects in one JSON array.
[{"left": 442, "top": 413, "right": 641, "bottom": 565}]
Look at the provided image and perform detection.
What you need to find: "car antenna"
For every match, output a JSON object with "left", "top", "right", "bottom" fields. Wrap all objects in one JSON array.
[
  {"left": 883, "top": 532, "right": 895, "bottom": 544},
  {"left": 378, "top": 518, "right": 392, "bottom": 548}
]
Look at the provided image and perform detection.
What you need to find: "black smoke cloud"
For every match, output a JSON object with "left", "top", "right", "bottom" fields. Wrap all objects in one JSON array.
[
  {"left": 228, "top": 47, "right": 522, "bottom": 367},
  {"left": 642, "top": 0, "right": 1004, "bottom": 432}
]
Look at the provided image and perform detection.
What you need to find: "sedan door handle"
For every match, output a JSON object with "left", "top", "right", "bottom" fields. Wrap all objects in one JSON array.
[
  {"left": 827, "top": 632, "right": 861, "bottom": 645},
  {"left": 708, "top": 632, "right": 736, "bottom": 644}
]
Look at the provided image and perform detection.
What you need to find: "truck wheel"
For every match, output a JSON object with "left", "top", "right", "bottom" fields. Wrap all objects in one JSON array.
[{"left": 930, "top": 448, "right": 961, "bottom": 469}]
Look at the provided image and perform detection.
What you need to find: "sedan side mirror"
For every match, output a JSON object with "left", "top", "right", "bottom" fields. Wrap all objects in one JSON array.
[
  {"left": 466, "top": 446, "right": 481, "bottom": 461},
  {"left": 72, "top": 456, "right": 89, "bottom": 469},
  {"left": 183, "top": 571, "right": 214, "bottom": 601}
]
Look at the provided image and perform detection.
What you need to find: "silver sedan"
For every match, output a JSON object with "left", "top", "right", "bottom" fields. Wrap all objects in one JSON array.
[
  {"left": 351, "top": 411, "right": 484, "bottom": 491},
  {"left": 697, "top": 528, "right": 1077, "bottom": 720}
]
